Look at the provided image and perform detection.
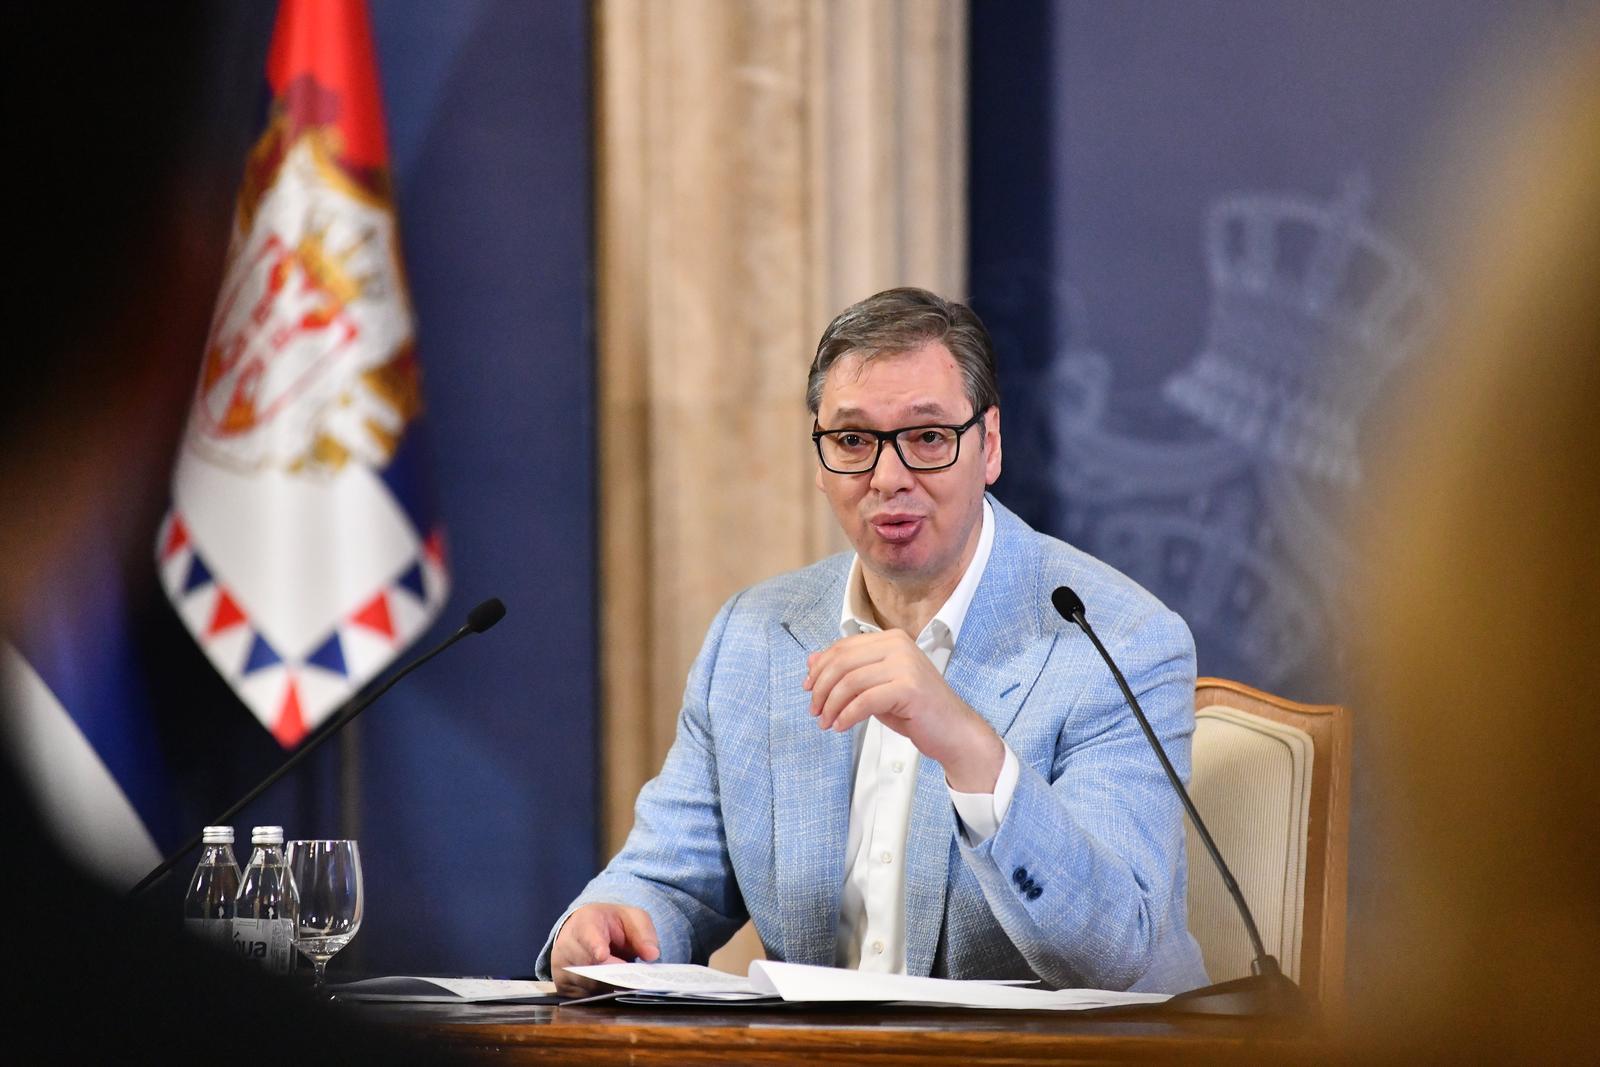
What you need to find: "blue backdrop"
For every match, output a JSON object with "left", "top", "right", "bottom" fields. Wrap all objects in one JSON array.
[
  {"left": 970, "top": 0, "right": 1593, "bottom": 982},
  {"left": 359, "top": 0, "right": 595, "bottom": 976}
]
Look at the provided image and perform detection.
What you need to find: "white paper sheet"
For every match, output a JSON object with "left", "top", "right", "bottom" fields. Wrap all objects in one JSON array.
[
  {"left": 420, "top": 978, "right": 558, "bottom": 999},
  {"left": 335, "top": 976, "right": 557, "bottom": 1002},
  {"left": 749, "top": 961, "right": 1171, "bottom": 1010},
  {"left": 563, "top": 960, "right": 1170, "bottom": 1011},
  {"left": 564, "top": 963, "right": 758, "bottom": 996}
]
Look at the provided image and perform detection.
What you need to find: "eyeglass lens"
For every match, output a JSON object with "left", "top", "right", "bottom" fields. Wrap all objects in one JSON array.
[{"left": 817, "top": 426, "right": 961, "bottom": 472}]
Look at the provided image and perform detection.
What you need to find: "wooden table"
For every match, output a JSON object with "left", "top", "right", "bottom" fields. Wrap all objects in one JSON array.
[{"left": 365, "top": 1000, "right": 1325, "bottom": 1064}]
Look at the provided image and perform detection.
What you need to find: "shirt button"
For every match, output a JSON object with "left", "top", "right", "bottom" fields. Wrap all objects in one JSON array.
[
  {"left": 871, "top": 940, "right": 885, "bottom": 955},
  {"left": 891, "top": 760, "right": 905, "bottom": 774},
  {"left": 879, "top": 851, "right": 893, "bottom": 864}
]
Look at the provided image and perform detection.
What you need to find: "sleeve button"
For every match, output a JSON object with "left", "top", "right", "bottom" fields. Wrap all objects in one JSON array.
[{"left": 1011, "top": 866, "right": 1028, "bottom": 886}]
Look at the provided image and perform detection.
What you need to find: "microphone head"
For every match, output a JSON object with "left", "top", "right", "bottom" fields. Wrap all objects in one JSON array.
[
  {"left": 466, "top": 597, "right": 507, "bottom": 634},
  {"left": 1051, "top": 586, "right": 1086, "bottom": 626}
]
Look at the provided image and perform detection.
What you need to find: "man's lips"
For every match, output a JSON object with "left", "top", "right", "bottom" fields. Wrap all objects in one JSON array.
[{"left": 868, "top": 514, "right": 924, "bottom": 543}]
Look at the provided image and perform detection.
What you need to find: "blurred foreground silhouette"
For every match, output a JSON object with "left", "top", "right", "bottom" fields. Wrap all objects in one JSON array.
[{"left": 1351, "top": 33, "right": 1600, "bottom": 1064}]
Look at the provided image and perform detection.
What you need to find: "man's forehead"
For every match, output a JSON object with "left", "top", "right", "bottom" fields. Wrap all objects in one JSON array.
[
  {"left": 827, "top": 399, "right": 955, "bottom": 423},
  {"left": 819, "top": 344, "right": 965, "bottom": 417}
]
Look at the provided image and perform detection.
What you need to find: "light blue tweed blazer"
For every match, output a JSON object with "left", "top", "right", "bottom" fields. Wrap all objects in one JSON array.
[{"left": 537, "top": 497, "right": 1208, "bottom": 992}]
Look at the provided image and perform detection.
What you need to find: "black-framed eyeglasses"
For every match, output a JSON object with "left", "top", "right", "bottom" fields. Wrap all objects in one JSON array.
[{"left": 811, "top": 410, "right": 986, "bottom": 474}]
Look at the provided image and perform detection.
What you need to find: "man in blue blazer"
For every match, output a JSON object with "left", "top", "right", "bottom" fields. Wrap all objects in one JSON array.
[{"left": 540, "top": 288, "right": 1208, "bottom": 994}]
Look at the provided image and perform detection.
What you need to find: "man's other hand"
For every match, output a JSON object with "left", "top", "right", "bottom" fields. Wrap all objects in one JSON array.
[
  {"left": 551, "top": 903, "right": 661, "bottom": 996},
  {"left": 804, "top": 629, "right": 1004, "bottom": 792}
]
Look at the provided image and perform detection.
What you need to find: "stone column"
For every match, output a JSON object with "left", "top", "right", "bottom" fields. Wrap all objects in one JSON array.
[{"left": 595, "top": 0, "right": 968, "bottom": 892}]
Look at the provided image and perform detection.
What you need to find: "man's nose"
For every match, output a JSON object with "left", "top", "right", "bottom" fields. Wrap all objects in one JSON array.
[{"left": 869, "top": 439, "right": 915, "bottom": 493}]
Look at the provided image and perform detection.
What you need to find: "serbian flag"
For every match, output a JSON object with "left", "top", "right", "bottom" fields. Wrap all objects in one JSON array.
[{"left": 159, "top": 0, "right": 446, "bottom": 748}]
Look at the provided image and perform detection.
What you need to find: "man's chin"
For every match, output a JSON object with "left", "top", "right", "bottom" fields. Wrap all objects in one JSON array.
[{"left": 861, "top": 540, "right": 931, "bottom": 577}]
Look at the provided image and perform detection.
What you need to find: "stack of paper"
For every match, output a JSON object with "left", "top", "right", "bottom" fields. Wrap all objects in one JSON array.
[{"left": 563, "top": 961, "right": 1171, "bottom": 1011}]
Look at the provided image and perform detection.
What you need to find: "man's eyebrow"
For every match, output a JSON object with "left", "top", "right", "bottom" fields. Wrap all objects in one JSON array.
[{"left": 826, "top": 402, "right": 955, "bottom": 424}]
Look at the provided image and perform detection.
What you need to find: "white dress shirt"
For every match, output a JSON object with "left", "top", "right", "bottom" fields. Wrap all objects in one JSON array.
[{"left": 833, "top": 500, "right": 1021, "bottom": 972}]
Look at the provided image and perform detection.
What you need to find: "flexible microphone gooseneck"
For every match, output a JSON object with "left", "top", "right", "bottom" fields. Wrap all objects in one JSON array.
[
  {"left": 128, "top": 597, "right": 507, "bottom": 898},
  {"left": 1051, "top": 586, "right": 1302, "bottom": 1017}
]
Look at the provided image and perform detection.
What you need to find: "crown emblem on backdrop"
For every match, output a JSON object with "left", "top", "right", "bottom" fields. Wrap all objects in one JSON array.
[
  {"left": 1094, "top": 504, "right": 1322, "bottom": 681},
  {"left": 1163, "top": 176, "right": 1438, "bottom": 486}
]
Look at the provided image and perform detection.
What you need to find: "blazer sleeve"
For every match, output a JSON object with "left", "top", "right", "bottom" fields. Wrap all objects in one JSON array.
[
  {"left": 956, "top": 605, "right": 1197, "bottom": 990},
  {"left": 535, "top": 596, "right": 749, "bottom": 979}
]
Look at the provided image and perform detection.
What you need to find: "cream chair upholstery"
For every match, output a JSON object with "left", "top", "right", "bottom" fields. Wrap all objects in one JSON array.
[
  {"left": 1186, "top": 678, "right": 1350, "bottom": 1014},
  {"left": 1186, "top": 706, "right": 1312, "bottom": 980}
]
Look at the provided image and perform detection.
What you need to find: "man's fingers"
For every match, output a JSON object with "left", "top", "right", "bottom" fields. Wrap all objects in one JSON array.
[
  {"left": 808, "top": 641, "right": 891, "bottom": 714},
  {"left": 554, "top": 970, "right": 605, "bottom": 997},
  {"left": 552, "top": 919, "right": 611, "bottom": 997},
  {"left": 567, "top": 911, "right": 616, "bottom": 963},
  {"left": 617, "top": 907, "right": 662, "bottom": 962},
  {"left": 554, "top": 911, "right": 606, "bottom": 964},
  {"left": 552, "top": 904, "right": 662, "bottom": 997},
  {"left": 816, "top": 662, "right": 897, "bottom": 729},
  {"left": 807, "top": 631, "right": 891, "bottom": 680},
  {"left": 829, "top": 679, "right": 902, "bottom": 734}
]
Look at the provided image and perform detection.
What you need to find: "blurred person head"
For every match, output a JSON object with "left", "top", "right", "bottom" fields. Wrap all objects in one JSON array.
[{"left": 1353, "top": 35, "right": 1600, "bottom": 1062}]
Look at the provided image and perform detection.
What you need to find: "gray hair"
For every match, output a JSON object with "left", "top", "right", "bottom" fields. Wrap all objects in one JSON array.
[{"left": 807, "top": 287, "right": 1000, "bottom": 418}]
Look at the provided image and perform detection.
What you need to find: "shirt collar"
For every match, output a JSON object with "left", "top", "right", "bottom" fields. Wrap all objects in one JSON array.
[{"left": 838, "top": 498, "right": 996, "bottom": 649}]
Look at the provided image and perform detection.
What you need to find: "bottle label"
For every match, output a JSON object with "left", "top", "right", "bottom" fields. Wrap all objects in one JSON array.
[
  {"left": 185, "top": 917, "right": 234, "bottom": 951},
  {"left": 232, "top": 917, "right": 297, "bottom": 975}
]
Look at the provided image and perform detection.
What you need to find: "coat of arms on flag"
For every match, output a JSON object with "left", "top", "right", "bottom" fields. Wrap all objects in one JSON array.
[{"left": 159, "top": 0, "right": 446, "bottom": 747}]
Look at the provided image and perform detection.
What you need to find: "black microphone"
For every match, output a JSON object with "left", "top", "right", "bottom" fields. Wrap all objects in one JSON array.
[
  {"left": 1052, "top": 586, "right": 1303, "bottom": 1017},
  {"left": 129, "top": 597, "right": 507, "bottom": 898},
  {"left": 466, "top": 597, "right": 506, "bottom": 633}
]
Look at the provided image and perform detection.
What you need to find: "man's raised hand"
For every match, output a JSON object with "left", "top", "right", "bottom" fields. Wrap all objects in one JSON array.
[{"left": 804, "top": 629, "right": 1004, "bottom": 793}]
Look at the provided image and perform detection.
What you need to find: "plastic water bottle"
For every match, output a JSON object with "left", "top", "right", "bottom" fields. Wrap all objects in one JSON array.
[
  {"left": 182, "top": 826, "right": 241, "bottom": 949},
  {"left": 234, "top": 826, "right": 299, "bottom": 975}
]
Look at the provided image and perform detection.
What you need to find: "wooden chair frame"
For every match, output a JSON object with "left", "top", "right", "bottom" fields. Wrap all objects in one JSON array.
[{"left": 1193, "top": 677, "right": 1351, "bottom": 1016}]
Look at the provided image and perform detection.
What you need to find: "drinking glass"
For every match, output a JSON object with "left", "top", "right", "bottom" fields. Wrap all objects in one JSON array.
[{"left": 287, "top": 839, "right": 364, "bottom": 995}]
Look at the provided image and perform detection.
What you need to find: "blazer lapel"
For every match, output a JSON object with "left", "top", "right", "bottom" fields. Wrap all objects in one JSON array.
[
  {"left": 946, "top": 498, "right": 1056, "bottom": 739},
  {"left": 770, "top": 568, "right": 853, "bottom": 965},
  {"left": 903, "top": 498, "right": 1057, "bottom": 976}
]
